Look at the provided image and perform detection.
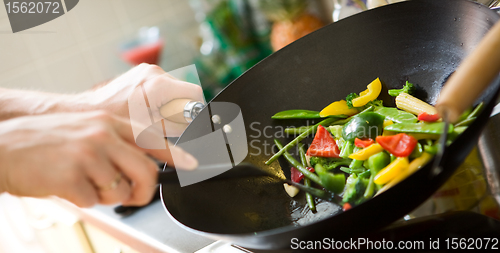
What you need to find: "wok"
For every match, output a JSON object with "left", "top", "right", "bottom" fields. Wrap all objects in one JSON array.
[{"left": 161, "top": 0, "right": 500, "bottom": 249}]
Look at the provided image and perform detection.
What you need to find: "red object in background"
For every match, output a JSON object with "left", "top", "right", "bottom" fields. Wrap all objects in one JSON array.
[
  {"left": 376, "top": 133, "right": 417, "bottom": 157},
  {"left": 306, "top": 125, "right": 341, "bottom": 158},
  {"left": 291, "top": 167, "right": 315, "bottom": 183},
  {"left": 121, "top": 40, "right": 164, "bottom": 65}
]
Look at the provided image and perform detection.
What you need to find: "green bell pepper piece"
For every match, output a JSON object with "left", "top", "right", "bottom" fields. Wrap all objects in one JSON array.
[
  {"left": 342, "top": 111, "right": 385, "bottom": 141},
  {"left": 410, "top": 142, "right": 423, "bottom": 159},
  {"left": 315, "top": 164, "right": 346, "bottom": 194},
  {"left": 309, "top": 156, "right": 351, "bottom": 171},
  {"left": 367, "top": 151, "right": 390, "bottom": 174}
]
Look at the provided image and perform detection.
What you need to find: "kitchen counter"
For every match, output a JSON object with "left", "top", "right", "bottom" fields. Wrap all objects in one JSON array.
[{"left": 57, "top": 199, "right": 216, "bottom": 253}]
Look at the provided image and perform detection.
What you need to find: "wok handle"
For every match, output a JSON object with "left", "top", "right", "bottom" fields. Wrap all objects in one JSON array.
[
  {"left": 159, "top": 99, "right": 204, "bottom": 123},
  {"left": 435, "top": 20, "right": 500, "bottom": 122}
]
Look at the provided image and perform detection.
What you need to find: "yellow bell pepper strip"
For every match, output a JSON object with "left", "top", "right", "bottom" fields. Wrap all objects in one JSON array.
[
  {"left": 319, "top": 100, "right": 359, "bottom": 117},
  {"left": 376, "top": 152, "right": 433, "bottom": 195},
  {"left": 383, "top": 120, "right": 394, "bottom": 128},
  {"left": 382, "top": 120, "right": 395, "bottom": 136},
  {"left": 351, "top": 78, "right": 382, "bottom": 108},
  {"left": 348, "top": 143, "right": 384, "bottom": 160},
  {"left": 373, "top": 157, "right": 409, "bottom": 185}
]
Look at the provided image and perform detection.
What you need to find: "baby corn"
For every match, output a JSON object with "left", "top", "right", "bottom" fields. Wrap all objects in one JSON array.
[{"left": 395, "top": 93, "right": 437, "bottom": 116}]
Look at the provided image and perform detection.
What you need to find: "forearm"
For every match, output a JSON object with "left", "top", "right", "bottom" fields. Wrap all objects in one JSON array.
[{"left": 0, "top": 88, "right": 93, "bottom": 121}]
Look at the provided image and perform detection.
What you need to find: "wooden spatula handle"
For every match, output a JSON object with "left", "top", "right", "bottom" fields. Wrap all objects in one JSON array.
[
  {"left": 436, "top": 20, "right": 500, "bottom": 122},
  {"left": 160, "top": 98, "right": 192, "bottom": 123}
]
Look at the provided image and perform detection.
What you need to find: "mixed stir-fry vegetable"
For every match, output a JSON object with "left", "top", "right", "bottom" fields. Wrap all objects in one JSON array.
[{"left": 267, "top": 78, "right": 482, "bottom": 212}]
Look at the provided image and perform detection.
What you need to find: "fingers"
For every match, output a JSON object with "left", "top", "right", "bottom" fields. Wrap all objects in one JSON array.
[
  {"left": 83, "top": 155, "right": 132, "bottom": 205},
  {"left": 104, "top": 113, "right": 198, "bottom": 170},
  {"left": 161, "top": 120, "right": 189, "bottom": 137},
  {"left": 106, "top": 139, "right": 159, "bottom": 206},
  {"left": 146, "top": 139, "right": 198, "bottom": 171},
  {"left": 59, "top": 175, "right": 99, "bottom": 208}
]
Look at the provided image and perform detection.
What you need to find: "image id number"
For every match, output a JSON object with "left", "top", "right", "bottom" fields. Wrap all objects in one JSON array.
[
  {"left": 445, "top": 238, "right": 498, "bottom": 250},
  {"left": 5, "top": 2, "right": 60, "bottom": 14}
]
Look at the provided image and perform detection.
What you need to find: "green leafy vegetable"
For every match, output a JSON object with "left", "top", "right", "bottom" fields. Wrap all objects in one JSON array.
[
  {"left": 309, "top": 156, "right": 351, "bottom": 171},
  {"left": 339, "top": 140, "right": 356, "bottom": 158},
  {"left": 329, "top": 125, "right": 343, "bottom": 139},
  {"left": 346, "top": 93, "right": 359, "bottom": 109},
  {"left": 365, "top": 99, "right": 384, "bottom": 108},
  {"left": 388, "top": 81, "right": 415, "bottom": 96},
  {"left": 342, "top": 174, "right": 369, "bottom": 204}
]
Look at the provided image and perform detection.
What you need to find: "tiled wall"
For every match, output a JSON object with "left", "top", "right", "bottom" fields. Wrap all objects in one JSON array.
[{"left": 0, "top": 0, "right": 200, "bottom": 93}]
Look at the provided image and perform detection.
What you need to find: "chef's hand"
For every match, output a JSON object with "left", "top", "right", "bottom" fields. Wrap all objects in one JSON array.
[
  {"left": 0, "top": 111, "right": 197, "bottom": 207},
  {"left": 78, "top": 63, "right": 204, "bottom": 137}
]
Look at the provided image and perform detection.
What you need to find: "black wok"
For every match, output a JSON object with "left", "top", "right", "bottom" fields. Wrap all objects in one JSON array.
[{"left": 161, "top": 0, "right": 500, "bottom": 249}]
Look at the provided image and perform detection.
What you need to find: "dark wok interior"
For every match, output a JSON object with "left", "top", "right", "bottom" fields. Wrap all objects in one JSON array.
[{"left": 161, "top": 0, "right": 500, "bottom": 249}]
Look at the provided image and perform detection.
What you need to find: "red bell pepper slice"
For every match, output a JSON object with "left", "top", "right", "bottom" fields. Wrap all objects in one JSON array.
[
  {"left": 306, "top": 125, "right": 341, "bottom": 157},
  {"left": 343, "top": 203, "right": 352, "bottom": 211},
  {"left": 291, "top": 167, "right": 315, "bottom": 183},
  {"left": 418, "top": 112, "right": 440, "bottom": 122},
  {"left": 354, "top": 138, "right": 375, "bottom": 148},
  {"left": 376, "top": 133, "right": 417, "bottom": 157}
]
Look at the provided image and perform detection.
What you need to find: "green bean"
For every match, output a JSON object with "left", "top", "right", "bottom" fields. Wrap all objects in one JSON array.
[
  {"left": 299, "top": 144, "right": 316, "bottom": 212},
  {"left": 299, "top": 144, "right": 308, "bottom": 166},
  {"left": 284, "top": 126, "right": 311, "bottom": 135},
  {"left": 304, "top": 179, "right": 316, "bottom": 212},
  {"left": 266, "top": 118, "right": 337, "bottom": 165},
  {"left": 467, "top": 102, "right": 484, "bottom": 120},
  {"left": 274, "top": 139, "right": 322, "bottom": 186},
  {"left": 364, "top": 174, "right": 376, "bottom": 199},
  {"left": 455, "top": 117, "right": 476, "bottom": 127}
]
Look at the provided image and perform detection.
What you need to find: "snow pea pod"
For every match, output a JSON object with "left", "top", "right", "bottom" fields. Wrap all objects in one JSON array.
[
  {"left": 374, "top": 107, "right": 418, "bottom": 124},
  {"left": 384, "top": 122, "right": 454, "bottom": 134},
  {"left": 271, "top": 110, "right": 322, "bottom": 119}
]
